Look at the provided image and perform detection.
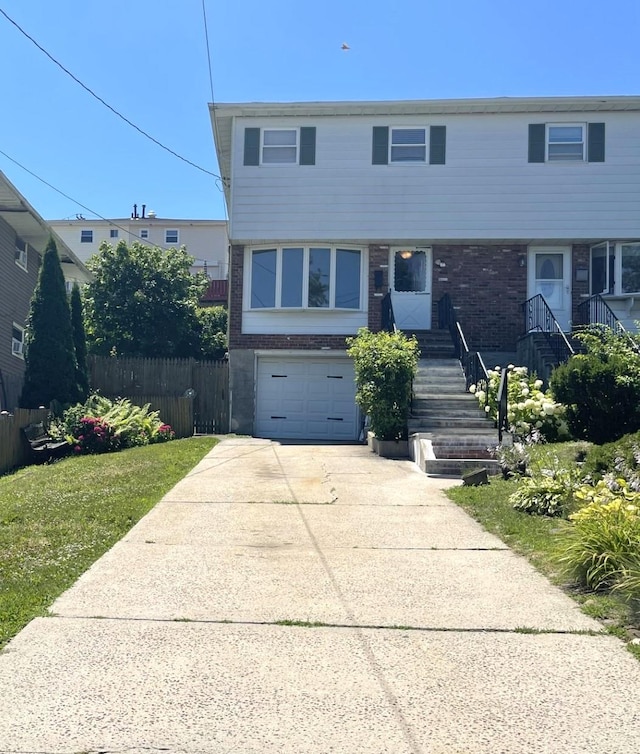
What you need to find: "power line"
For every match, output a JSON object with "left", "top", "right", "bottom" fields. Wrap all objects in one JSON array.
[
  {"left": 0, "top": 6, "right": 222, "bottom": 181},
  {"left": 202, "top": 0, "right": 215, "bottom": 105},
  {"left": 0, "top": 147, "right": 216, "bottom": 249}
]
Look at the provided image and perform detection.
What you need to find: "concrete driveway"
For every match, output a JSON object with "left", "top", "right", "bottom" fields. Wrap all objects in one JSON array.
[{"left": 0, "top": 438, "right": 638, "bottom": 753}]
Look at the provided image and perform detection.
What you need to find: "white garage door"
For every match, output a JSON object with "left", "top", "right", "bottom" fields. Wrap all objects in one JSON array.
[{"left": 256, "top": 357, "right": 359, "bottom": 441}]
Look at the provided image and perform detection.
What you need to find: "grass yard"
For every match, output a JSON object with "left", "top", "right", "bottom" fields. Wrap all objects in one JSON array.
[
  {"left": 0, "top": 437, "right": 217, "bottom": 649},
  {"left": 447, "top": 442, "right": 640, "bottom": 661}
]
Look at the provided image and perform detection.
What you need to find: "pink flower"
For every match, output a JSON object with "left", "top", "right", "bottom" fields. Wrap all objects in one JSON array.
[{"left": 74, "top": 445, "right": 82, "bottom": 453}]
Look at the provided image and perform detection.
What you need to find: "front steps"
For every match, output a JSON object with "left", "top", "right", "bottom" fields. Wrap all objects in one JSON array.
[{"left": 408, "top": 358, "right": 499, "bottom": 477}]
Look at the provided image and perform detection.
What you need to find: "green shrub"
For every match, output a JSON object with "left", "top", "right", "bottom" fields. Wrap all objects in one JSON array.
[
  {"left": 509, "top": 467, "right": 581, "bottom": 517},
  {"left": 550, "top": 326, "right": 640, "bottom": 444},
  {"left": 346, "top": 328, "right": 419, "bottom": 441},
  {"left": 560, "top": 480, "right": 640, "bottom": 591},
  {"left": 470, "top": 365, "right": 565, "bottom": 441},
  {"left": 582, "top": 433, "right": 640, "bottom": 485}
]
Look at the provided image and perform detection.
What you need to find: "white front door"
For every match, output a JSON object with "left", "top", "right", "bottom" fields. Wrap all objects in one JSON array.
[
  {"left": 390, "top": 247, "right": 432, "bottom": 330},
  {"left": 528, "top": 247, "right": 572, "bottom": 330}
]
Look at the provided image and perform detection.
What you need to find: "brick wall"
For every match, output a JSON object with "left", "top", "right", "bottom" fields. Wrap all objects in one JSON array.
[
  {"left": 572, "top": 244, "right": 590, "bottom": 323},
  {"left": 368, "top": 244, "right": 390, "bottom": 331},
  {"left": 431, "top": 245, "right": 528, "bottom": 350}
]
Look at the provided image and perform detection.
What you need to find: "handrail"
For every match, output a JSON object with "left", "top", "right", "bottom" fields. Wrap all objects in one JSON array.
[
  {"left": 576, "top": 294, "right": 625, "bottom": 332},
  {"left": 437, "top": 293, "right": 489, "bottom": 390},
  {"left": 381, "top": 290, "right": 397, "bottom": 333},
  {"left": 496, "top": 367, "right": 508, "bottom": 443},
  {"left": 522, "top": 294, "right": 575, "bottom": 364}
]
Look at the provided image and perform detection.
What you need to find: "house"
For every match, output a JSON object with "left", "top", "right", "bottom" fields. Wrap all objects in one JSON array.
[
  {"left": 0, "top": 171, "right": 91, "bottom": 410},
  {"left": 49, "top": 211, "right": 229, "bottom": 283},
  {"left": 210, "top": 96, "right": 640, "bottom": 441}
]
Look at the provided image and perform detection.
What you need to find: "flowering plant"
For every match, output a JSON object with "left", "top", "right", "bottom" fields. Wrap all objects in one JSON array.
[
  {"left": 470, "top": 364, "right": 565, "bottom": 440},
  {"left": 153, "top": 424, "right": 175, "bottom": 443},
  {"left": 70, "top": 416, "right": 115, "bottom": 454}
]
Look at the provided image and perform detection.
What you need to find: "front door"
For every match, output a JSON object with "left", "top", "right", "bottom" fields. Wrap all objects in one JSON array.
[
  {"left": 528, "top": 247, "right": 572, "bottom": 331},
  {"left": 390, "top": 247, "right": 432, "bottom": 330}
]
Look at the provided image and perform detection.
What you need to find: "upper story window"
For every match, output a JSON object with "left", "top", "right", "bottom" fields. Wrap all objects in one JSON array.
[
  {"left": 110, "top": 228, "right": 119, "bottom": 238},
  {"left": 547, "top": 124, "right": 584, "bottom": 161},
  {"left": 80, "top": 229, "right": 93, "bottom": 243},
  {"left": 249, "top": 246, "right": 362, "bottom": 310},
  {"left": 11, "top": 323, "right": 24, "bottom": 359},
  {"left": 390, "top": 128, "right": 426, "bottom": 162},
  {"left": 140, "top": 229, "right": 149, "bottom": 239},
  {"left": 243, "top": 127, "right": 316, "bottom": 166},
  {"left": 262, "top": 130, "right": 297, "bottom": 164},
  {"left": 15, "top": 238, "right": 28, "bottom": 271},
  {"left": 373, "top": 125, "right": 446, "bottom": 165},
  {"left": 165, "top": 229, "right": 179, "bottom": 245},
  {"left": 529, "top": 122, "right": 605, "bottom": 163}
]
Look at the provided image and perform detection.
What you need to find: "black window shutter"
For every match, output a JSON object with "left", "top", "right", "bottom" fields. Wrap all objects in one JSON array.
[
  {"left": 528, "top": 124, "right": 546, "bottom": 163},
  {"left": 372, "top": 126, "right": 389, "bottom": 164},
  {"left": 243, "top": 127, "right": 260, "bottom": 166},
  {"left": 429, "top": 126, "right": 446, "bottom": 165},
  {"left": 588, "top": 123, "right": 605, "bottom": 162},
  {"left": 299, "top": 127, "right": 316, "bottom": 165}
]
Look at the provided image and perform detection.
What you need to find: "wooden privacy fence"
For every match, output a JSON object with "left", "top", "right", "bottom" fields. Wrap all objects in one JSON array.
[
  {"left": 0, "top": 408, "right": 49, "bottom": 475},
  {"left": 88, "top": 356, "right": 229, "bottom": 435}
]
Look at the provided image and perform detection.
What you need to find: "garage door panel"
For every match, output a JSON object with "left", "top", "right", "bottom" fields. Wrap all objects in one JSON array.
[{"left": 256, "top": 358, "right": 358, "bottom": 440}]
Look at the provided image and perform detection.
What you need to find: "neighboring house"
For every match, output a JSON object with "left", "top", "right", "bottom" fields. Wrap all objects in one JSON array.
[
  {"left": 0, "top": 171, "right": 91, "bottom": 410},
  {"left": 49, "top": 212, "right": 230, "bottom": 282},
  {"left": 210, "top": 96, "right": 640, "bottom": 441}
]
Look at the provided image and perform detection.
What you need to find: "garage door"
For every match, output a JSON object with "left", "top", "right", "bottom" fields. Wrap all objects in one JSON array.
[{"left": 256, "top": 357, "right": 359, "bottom": 440}]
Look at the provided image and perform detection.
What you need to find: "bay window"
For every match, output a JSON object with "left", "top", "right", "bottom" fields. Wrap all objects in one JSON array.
[
  {"left": 249, "top": 246, "right": 362, "bottom": 310},
  {"left": 590, "top": 242, "right": 640, "bottom": 296}
]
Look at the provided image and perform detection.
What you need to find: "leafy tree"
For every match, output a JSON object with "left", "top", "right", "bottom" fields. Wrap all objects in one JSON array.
[
  {"left": 84, "top": 241, "right": 209, "bottom": 358},
  {"left": 70, "top": 282, "right": 90, "bottom": 400},
  {"left": 196, "top": 306, "right": 227, "bottom": 360},
  {"left": 20, "top": 237, "right": 78, "bottom": 409}
]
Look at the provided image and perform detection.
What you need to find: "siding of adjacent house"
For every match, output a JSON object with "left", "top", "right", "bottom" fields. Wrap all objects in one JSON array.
[
  {"left": 229, "top": 111, "right": 640, "bottom": 242},
  {"left": 0, "top": 217, "right": 40, "bottom": 409}
]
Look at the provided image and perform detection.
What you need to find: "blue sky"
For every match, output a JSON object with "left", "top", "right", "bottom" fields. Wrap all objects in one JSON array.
[{"left": 0, "top": 0, "right": 638, "bottom": 223}]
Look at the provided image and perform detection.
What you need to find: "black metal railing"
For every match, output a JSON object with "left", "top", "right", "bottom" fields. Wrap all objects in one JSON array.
[
  {"left": 438, "top": 293, "right": 489, "bottom": 390},
  {"left": 522, "top": 294, "right": 575, "bottom": 364},
  {"left": 496, "top": 367, "right": 508, "bottom": 443},
  {"left": 381, "top": 291, "right": 396, "bottom": 332},
  {"left": 576, "top": 294, "right": 625, "bottom": 332}
]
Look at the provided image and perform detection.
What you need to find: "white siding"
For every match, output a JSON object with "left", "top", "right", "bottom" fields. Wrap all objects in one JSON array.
[{"left": 229, "top": 112, "right": 640, "bottom": 242}]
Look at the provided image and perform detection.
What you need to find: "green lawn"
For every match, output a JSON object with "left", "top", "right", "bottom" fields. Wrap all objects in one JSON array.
[
  {"left": 0, "top": 437, "right": 217, "bottom": 649},
  {"left": 447, "top": 442, "right": 640, "bottom": 661}
]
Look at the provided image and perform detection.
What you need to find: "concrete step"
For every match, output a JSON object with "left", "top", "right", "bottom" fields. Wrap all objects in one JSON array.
[
  {"left": 424, "top": 458, "right": 501, "bottom": 477},
  {"left": 409, "top": 417, "right": 494, "bottom": 430}
]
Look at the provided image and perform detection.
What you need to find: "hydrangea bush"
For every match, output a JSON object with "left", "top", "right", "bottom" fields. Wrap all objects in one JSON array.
[{"left": 470, "top": 365, "right": 565, "bottom": 441}]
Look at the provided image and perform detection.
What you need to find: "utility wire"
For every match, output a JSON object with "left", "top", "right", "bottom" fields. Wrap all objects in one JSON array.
[
  {"left": 0, "top": 147, "right": 211, "bottom": 251},
  {"left": 202, "top": 0, "right": 215, "bottom": 105},
  {"left": 0, "top": 6, "right": 222, "bottom": 181}
]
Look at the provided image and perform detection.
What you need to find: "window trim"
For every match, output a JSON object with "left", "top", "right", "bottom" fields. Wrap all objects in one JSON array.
[
  {"left": 139, "top": 228, "right": 149, "bottom": 239},
  {"left": 110, "top": 228, "right": 119, "bottom": 238},
  {"left": 261, "top": 128, "right": 299, "bottom": 165},
  {"left": 15, "top": 238, "right": 28, "bottom": 271},
  {"left": 11, "top": 323, "right": 24, "bottom": 359},
  {"left": 546, "top": 123, "right": 585, "bottom": 162},
  {"left": 80, "top": 229, "right": 93, "bottom": 243},
  {"left": 247, "top": 245, "right": 365, "bottom": 311},
  {"left": 390, "top": 127, "right": 427, "bottom": 164},
  {"left": 165, "top": 228, "right": 179, "bottom": 245}
]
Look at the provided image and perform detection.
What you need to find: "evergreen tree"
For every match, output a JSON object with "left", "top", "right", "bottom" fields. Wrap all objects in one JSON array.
[
  {"left": 20, "top": 237, "right": 79, "bottom": 409},
  {"left": 70, "top": 282, "right": 90, "bottom": 401}
]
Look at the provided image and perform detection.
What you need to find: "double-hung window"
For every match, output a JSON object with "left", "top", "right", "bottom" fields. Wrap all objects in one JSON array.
[
  {"left": 390, "top": 128, "right": 426, "bottom": 163},
  {"left": 529, "top": 122, "right": 605, "bottom": 162},
  {"left": 15, "top": 238, "right": 28, "bottom": 270},
  {"left": 547, "top": 124, "right": 584, "bottom": 161},
  {"left": 110, "top": 228, "right": 119, "bottom": 238},
  {"left": 243, "top": 127, "right": 316, "bottom": 166},
  {"left": 262, "top": 129, "right": 298, "bottom": 164},
  {"left": 165, "top": 229, "right": 179, "bottom": 244},
  {"left": 11, "top": 324, "right": 24, "bottom": 359},
  {"left": 250, "top": 246, "right": 362, "bottom": 310},
  {"left": 80, "top": 229, "right": 93, "bottom": 243}
]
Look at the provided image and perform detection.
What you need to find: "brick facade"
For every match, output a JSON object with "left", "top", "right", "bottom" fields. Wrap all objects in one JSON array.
[{"left": 229, "top": 241, "right": 595, "bottom": 354}]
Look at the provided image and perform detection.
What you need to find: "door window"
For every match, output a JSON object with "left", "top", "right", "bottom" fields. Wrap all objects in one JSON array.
[
  {"left": 394, "top": 250, "right": 426, "bottom": 292},
  {"left": 535, "top": 253, "right": 563, "bottom": 308}
]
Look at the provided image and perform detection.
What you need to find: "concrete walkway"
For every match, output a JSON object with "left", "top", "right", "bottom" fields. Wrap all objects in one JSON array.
[{"left": 0, "top": 438, "right": 639, "bottom": 753}]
